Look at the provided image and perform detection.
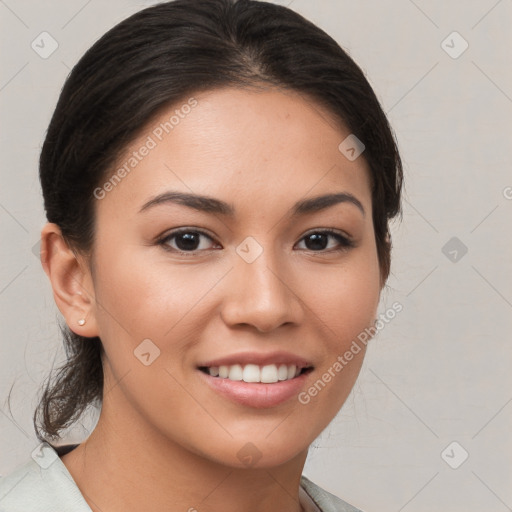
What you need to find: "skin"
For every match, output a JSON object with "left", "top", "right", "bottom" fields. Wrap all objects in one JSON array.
[{"left": 41, "top": 86, "right": 383, "bottom": 512}]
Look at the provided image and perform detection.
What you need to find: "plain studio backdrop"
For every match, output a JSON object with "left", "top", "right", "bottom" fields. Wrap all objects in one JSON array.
[{"left": 0, "top": 1, "right": 511, "bottom": 511}]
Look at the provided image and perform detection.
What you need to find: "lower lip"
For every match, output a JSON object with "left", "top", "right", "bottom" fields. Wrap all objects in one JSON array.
[{"left": 198, "top": 370, "right": 310, "bottom": 408}]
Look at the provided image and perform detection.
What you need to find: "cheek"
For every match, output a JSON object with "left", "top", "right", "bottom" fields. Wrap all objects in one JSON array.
[
  {"left": 297, "top": 252, "right": 380, "bottom": 403},
  {"left": 90, "top": 247, "right": 219, "bottom": 427},
  {"left": 90, "top": 243, "right": 230, "bottom": 360},
  {"left": 93, "top": 246, "right": 179, "bottom": 330},
  {"left": 305, "top": 254, "right": 381, "bottom": 347}
]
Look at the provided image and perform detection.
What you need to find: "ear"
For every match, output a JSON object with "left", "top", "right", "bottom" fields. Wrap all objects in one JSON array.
[{"left": 40, "top": 223, "right": 99, "bottom": 338}]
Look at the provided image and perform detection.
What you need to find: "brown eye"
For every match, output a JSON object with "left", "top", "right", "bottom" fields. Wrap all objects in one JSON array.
[
  {"left": 296, "top": 230, "right": 355, "bottom": 252},
  {"left": 159, "top": 229, "right": 219, "bottom": 253}
]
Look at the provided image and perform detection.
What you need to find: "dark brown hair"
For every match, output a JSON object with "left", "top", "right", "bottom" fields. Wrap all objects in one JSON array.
[{"left": 26, "top": 0, "right": 403, "bottom": 443}]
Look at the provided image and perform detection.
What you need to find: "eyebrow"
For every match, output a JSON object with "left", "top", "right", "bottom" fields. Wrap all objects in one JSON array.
[{"left": 139, "top": 191, "right": 365, "bottom": 217}]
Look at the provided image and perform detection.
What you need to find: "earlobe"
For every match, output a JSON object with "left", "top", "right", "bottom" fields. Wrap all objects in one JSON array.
[{"left": 40, "top": 223, "right": 99, "bottom": 337}]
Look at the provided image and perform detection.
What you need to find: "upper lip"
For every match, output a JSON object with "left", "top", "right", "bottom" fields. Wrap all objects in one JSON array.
[{"left": 198, "top": 351, "right": 313, "bottom": 369}]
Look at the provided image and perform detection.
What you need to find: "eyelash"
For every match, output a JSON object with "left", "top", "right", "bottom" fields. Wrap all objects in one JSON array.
[{"left": 156, "top": 227, "right": 356, "bottom": 256}]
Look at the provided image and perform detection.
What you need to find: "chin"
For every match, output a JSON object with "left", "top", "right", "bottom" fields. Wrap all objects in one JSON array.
[{"left": 195, "top": 430, "right": 314, "bottom": 470}]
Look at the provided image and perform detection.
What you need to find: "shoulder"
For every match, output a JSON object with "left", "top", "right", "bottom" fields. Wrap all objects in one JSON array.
[
  {"left": 0, "top": 443, "right": 91, "bottom": 512},
  {"left": 300, "top": 475, "right": 364, "bottom": 512}
]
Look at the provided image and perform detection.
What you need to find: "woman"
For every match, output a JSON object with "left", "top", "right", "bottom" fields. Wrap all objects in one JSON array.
[{"left": 0, "top": 0, "right": 402, "bottom": 510}]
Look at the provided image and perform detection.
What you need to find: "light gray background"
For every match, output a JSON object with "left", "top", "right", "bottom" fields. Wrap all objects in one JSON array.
[{"left": 1, "top": 1, "right": 511, "bottom": 511}]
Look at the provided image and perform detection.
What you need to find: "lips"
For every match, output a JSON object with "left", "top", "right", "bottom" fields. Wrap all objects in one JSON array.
[{"left": 197, "top": 351, "right": 314, "bottom": 408}]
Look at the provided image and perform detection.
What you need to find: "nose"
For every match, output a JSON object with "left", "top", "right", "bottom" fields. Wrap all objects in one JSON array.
[{"left": 220, "top": 247, "right": 303, "bottom": 333}]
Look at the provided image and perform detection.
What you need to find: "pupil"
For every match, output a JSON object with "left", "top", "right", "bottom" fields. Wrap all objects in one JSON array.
[
  {"left": 306, "top": 233, "right": 327, "bottom": 250},
  {"left": 177, "top": 232, "right": 199, "bottom": 251}
]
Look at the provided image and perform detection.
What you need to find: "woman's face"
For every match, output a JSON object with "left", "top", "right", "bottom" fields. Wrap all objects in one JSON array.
[{"left": 84, "top": 86, "right": 382, "bottom": 467}]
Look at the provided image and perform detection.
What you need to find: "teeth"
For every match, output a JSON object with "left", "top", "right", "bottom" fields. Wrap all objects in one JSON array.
[
  {"left": 243, "top": 364, "right": 260, "bottom": 383},
  {"left": 278, "top": 364, "right": 288, "bottom": 381},
  {"left": 228, "top": 364, "right": 243, "bottom": 381},
  {"left": 206, "top": 363, "right": 302, "bottom": 383},
  {"left": 260, "top": 365, "right": 278, "bottom": 383}
]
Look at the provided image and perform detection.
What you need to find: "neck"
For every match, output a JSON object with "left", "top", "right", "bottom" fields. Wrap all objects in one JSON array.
[{"left": 61, "top": 396, "right": 308, "bottom": 512}]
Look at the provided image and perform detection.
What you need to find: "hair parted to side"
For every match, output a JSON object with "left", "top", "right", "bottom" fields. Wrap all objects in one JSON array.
[{"left": 28, "top": 0, "right": 402, "bottom": 444}]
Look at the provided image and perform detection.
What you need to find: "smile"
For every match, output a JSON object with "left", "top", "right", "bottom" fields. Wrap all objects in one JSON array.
[{"left": 199, "top": 363, "right": 312, "bottom": 383}]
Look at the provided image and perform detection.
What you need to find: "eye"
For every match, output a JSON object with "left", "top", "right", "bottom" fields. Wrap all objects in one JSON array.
[
  {"left": 157, "top": 227, "right": 355, "bottom": 255},
  {"left": 158, "top": 228, "right": 219, "bottom": 253},
  {"left": 295, "top": 229, "right": 355, "bottom": 252}
]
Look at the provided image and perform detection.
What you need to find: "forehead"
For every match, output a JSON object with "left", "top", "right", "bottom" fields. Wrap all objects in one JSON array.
[{"left": 97, "top": 86, "right": 372, "bottom": 219}]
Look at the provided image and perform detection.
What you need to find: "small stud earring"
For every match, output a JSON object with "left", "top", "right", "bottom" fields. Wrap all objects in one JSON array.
[{"left": 78, "top": 319, "right": 86, "bottom": 326}]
